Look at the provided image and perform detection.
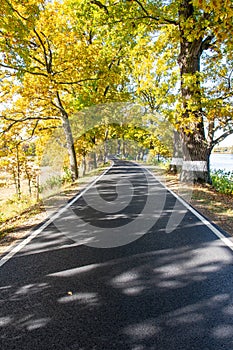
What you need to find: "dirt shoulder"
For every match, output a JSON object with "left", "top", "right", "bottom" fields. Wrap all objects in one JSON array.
[
  {"left": 155, "top": 168, "right": 233, "bottom": 237},
  {"left": 0, "top": 167, "right": 108, "bottom": 256},
  {"left": 0, "top": 163, "right": 232, "bottom": 257}
]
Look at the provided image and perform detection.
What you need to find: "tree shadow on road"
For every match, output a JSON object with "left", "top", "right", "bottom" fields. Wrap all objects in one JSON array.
[{"left": 1, "top": 216, "right": 233, "bottom": 350}]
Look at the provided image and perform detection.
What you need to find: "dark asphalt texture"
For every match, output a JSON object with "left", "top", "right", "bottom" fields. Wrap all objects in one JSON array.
[{"left": 1, "top": 160, "right": 233, "bottom": 350}]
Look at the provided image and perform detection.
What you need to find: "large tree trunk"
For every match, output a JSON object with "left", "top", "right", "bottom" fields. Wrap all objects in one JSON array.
[
  {"left": 56, "top": 91, "right": 78, "bottom": 181},
  {"left": 15, "top": 144, "right": 21, "bottom": 199},
  {"left": 169, "top": 130, "right": 183, "bottom": 174},
  {"left": 178, "top": 0, "right": 210, "bottom": 183},
  {"left": 180, "top": 130, "right": 210, "bottom": 183},
  {"left": 61, "top": 116, "right": 79, "bottom": 181},
  {"left": 93, "top": 152, "right": 97, "bottom": 169},
  {"left": 117, "top": 139, "right": 121, "bottom": 155},
  {"left": 103, "top": 129, "right": 109, "bottom": 163},
  {"left": 82, "top": 155, "right": 87, "bottom": 176}
]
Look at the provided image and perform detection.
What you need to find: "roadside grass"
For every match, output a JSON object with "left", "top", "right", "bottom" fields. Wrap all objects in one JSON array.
[
  {"left": 0, "top": 202, "right": 45, "bottom": 240},
  {"left": 211, "top": 169, "right": 233, "bottom": 195},
  {"left": 0, "top": 160, "right": 232, "bottom": 253},
  {"left": 136, "top": 159, "right": 233, "bottom": 236},
  {"left": 0, "top": 165, "right": 110, "bottom": 244},
  {"left": 164, "top": 171, "right": 233, "bottom": 236},
  {"left": 0, "top": 196, "right": 38, "bottom": 225},
  {"left": 132, "top": 159, "right": 233, "bottom": 236}
]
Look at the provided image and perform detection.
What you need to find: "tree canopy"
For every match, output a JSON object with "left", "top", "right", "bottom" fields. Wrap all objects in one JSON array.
[{"left": 1, "top": 0, "right": 233, "bottom": 186}]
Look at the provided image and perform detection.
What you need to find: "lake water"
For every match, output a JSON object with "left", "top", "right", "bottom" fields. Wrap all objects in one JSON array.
[{"left": 210, "top": 153, "right": 233, "bottom": 172}]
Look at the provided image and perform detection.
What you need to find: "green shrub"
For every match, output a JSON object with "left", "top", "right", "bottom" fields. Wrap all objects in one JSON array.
[
  {"left": 211, "top": 170, "right": 233, "bottom": 195},
  {"left": 62, "top": 167, "right": 73, "bottom": 183},
  {"left": 39, "top": 175, "right": 63, "bottom": 193},
  {"left": 0, "top": 212, "right": 5, "bottom": 223}
]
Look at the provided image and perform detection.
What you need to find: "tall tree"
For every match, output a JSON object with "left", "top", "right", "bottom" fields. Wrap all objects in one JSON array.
[
  {"left": 90, "top": 0, "right": 233, "bottom": 182},
  {"left": 0, "top": 0, "right": 131, "bottom": 180}
]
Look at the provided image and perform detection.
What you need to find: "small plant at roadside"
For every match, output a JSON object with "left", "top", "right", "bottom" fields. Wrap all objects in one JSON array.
[
  {"left": 211, "top": 170, "right": 233, "bottom": 195},
  {"left": 0, "top": 195, "right": 37, "bottom": 223},
  {"left": 39, "top": 175, "right": 63, "bottom": 193},
  {"left": 62, "top": 167, "right": 73, "bottom": 183},
  {"left": 0, "top": 212, "right": 5, "bottom": 223},
  {"left": 39, "top": 168, "right": 73, "bottom": 194}
]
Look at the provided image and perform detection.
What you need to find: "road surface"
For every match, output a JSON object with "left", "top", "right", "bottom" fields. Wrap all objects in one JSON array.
[{"left": 1, "top": 160, "right": 233, "bottom": 350}]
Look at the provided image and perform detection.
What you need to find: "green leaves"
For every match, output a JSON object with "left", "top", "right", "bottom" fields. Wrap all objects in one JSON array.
[
  {"left": 1, "top": 0, "right": 233, "bottom": 185},
  {"left": 211, "top": 169, "right": 233, "bottom": 195}
]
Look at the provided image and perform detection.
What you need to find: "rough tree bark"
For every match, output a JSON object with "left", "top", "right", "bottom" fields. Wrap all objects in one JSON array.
[
  {"left": 93, "top": 152, "right": 98, "bottom": 169},
  {"left": 61, "top": 115, "right": 79, "bottom": 181},
  {"left": 56, "top": 92, "right": 78, "bottom": 181},
  {"left": 169, "top": 130, "right": 183, "bottom": 174},
  {"left": 178, "top": 0, "right": 212, "bottom": 183}
]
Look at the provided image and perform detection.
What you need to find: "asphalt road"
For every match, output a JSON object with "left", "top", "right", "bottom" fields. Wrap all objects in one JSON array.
[{"left": 1, "top": 160, "right": 233, "bottom": 350}]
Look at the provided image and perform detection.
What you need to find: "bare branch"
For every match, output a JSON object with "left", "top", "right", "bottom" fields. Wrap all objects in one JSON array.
[
  {"left": 128, "top": 15, "right": 177, "bottom": 26},
  {"left": 52, "top": 68, "right": 70, "bottom": 76},
  {"left": 128, "top": 0, "right": 178, "bottom": 25},
  {"left": 3, "top": 115, "right": 59, "bottom": 122},
  {"left": 4, "top": 0, "right": 28, "bottom": 21},
  {"left": 38, "top": 126, "right": 61, "bottom": 131},
  {"left": 0, "top": 115, "right": 60, "bottom": 134},
  {"left": 53, "top": 77, "right": 103, "bottom": 85},
  {"left": 90, "top": 0, "right": 109, "bottom": 14},
  {"left": 33, "top": 29, "right": 50, "bottom": 73},
  {"left": 212, "top": 129, "right": 233, "bottom": 147},
  {"left": 55, "top": 91, "right": 68, "bottom": 117},
  {"left": 228, "top": 67, "right": 233, "bottom": 89},
  {"left": 90, "top": 0, "right": 177, "bottom": 25},
  {"left": 0, "top": 63, "right": 17, "bottom": 71},
  {"left": 104, "top": 86, "right": 110, "bottom": 96},
  {"left": 41, "top": 31, "right": 53, "bottom": 73},
  {"left": 134, "top": 0, "right": 149, "bottom": 16},
  {"left": 28, "top": 54, "right": 46, "bottom": 67},
  {"left": 30, "top": 120, "right": 40, "bottom": 138},
  {"left": 200, "top": 35, "right": 215, "bottom": 54},
  {"left": 0, "top": 62, "right": 49, "bottom": 78}
]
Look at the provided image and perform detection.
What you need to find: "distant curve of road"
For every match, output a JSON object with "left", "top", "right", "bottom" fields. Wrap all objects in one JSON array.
[{"left": 0, "top": 159, "right": 233, "bottom": 350}]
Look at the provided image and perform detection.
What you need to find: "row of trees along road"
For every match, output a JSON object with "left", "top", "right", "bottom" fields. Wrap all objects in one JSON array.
[{"left": 0, "top": 0, "right": 233, "bottom": 186}]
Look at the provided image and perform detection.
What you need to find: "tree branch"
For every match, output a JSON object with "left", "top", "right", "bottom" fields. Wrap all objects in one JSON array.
[
  {"left": 0, "top": 62, "right": 49, "bottom": 77},
  {"left": 212, "top": 129, "right": 233, "bottom": 147},
  {"left": 90, "top": 0, "right": 177, "bottom": 25},
  {"left": 134, "top": 0, "right": 149, "bottom": 16},
  {"left": 41, "top": 31, "right": 53, "bottom": 73},
  {"left": 126, "top": 15, "right": 178, "bottom": 25},
  {"left": 38, "top": 125, "right": 61, "bottom": 131},
  {"left": 55, "top": 91, "right": 68, "bottom": 118},
  {"left": 53, "top": 77, "right": 103, "bottom": 85},
  {"left": 228, "top": 67, "right": 233, "bottom": 89},
  {"left": 200, "top": 35, "right": 215, "bottom": 54},
  {"left": 5, "top": 0, "right": 28, "bottom": 21},
  {"left": 30, "top": 120, "right": 40, "bottom": 138},
  {"left": 132, "top": 0, "right": 178, "bottom": 24},
  {"left": 90, "top": 0, "right": 109, "bottom": 14},
  {"left": 0, "top": 115, "right": 60, "bottom": 134},
  {"left": 28, "top": 54, "right": 46, "bottom": 67},
  {"left": 33, "top": 29, "right": 50, "bottom": 73}
]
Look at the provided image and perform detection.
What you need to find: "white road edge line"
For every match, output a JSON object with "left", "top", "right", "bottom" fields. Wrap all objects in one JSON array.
[
  {"left": 144, "top": 165, "right": 233, "bottom": 252},
  {"left": 0, "top": 164, "right": 114, "bottom": 268},
  {"left": 1, "top": 161, "right": 232, "bottom": 269}
]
